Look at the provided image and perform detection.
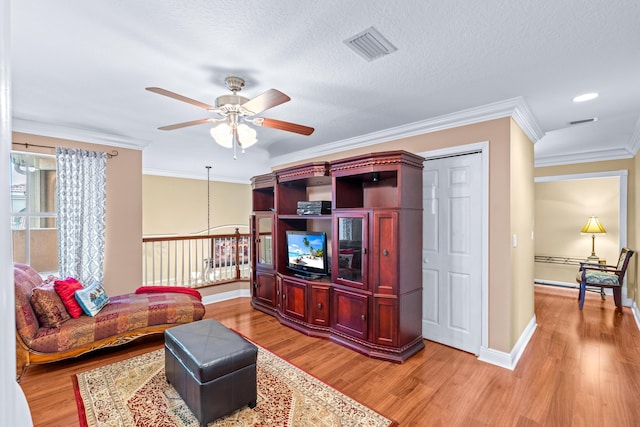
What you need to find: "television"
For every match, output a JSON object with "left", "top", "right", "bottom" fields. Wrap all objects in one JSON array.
[{"left": 285, "top": 230, "right": 329, "bottom": 278}]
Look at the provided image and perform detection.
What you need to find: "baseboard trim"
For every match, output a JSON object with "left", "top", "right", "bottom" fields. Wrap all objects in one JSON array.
[
  {"left": 202, "top": 289, "right": 251, "bottom": 305},
  {"left": 477, "top": 314, "right": 537, "bottom": 370},
  {"left": 534, "top": 279, "right": 576, "bottom": 288}
]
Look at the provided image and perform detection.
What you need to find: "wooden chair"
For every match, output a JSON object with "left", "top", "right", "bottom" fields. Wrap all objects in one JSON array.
[{"left": 576, "top": 248, "right": 634, "bottom": 311}]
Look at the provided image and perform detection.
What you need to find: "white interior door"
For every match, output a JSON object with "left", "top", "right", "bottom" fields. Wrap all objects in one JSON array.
[{"left": 422, "top": 153, "right": 482, "bottom": 354}]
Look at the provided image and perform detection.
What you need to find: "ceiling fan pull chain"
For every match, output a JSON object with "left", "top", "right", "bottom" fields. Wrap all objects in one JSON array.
[{"left": 233, "top": 135, "right": 237, "bottom": 160}]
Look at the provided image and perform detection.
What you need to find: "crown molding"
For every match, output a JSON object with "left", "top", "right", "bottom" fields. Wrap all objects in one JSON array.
[
  {"left": 270, "top": 97, "right": 543, "bottom": 168},
  {"left": 534, "top": 147, "right": 634, "bottom": 167},
  {"left": 142, "top": 167, "right": 251, "bottom": 184},
  {"left": 12, "top": 118, "right": 149, "bottom": 150},
  {"left": 627, "top": 115, "right": 640, "bottom": 157},
  {"left": 535, "top": 169, "right": 628, "bottom": 183},
  {"left": 511, "top": 100, "right": 546, "bottom": 143}
]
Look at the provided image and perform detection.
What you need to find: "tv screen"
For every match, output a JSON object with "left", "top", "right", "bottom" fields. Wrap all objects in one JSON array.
[{"left": 285, "top": 230, "right": 328, "bottom": 277}]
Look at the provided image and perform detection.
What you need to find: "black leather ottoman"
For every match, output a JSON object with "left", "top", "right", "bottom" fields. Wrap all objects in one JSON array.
[{"left": 164, "top": 319, "right": 258, "bottom": 426}]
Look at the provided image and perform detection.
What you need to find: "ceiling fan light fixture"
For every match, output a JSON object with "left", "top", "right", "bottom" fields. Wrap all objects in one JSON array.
[
  {"left": 210, "top": 122, "right": 233, "bottom": 148},
  {"left": 237, "top": 123, "right": 257, "bottom": 148},
  {"left": 148, "top": 76, "right": 313, "bottom": 159}
]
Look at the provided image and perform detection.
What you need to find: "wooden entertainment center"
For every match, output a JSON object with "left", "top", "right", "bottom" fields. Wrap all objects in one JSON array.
[{"left": 250, "top": 150, "right": 425, "bottom": 362}]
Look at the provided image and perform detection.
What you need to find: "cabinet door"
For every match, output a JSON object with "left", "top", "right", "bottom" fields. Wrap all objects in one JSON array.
[
  {"left": 373, "top": 296, "right": 398, "bottom": 346},
  {"left": 255, "top": 212, "right": 275, "bottom": 269},
  {"left": 309, "top": 284, "right": 330, "bottom": 326},
  {"left": 281, "top": 278, "right": 307, "bottom": 321},
  {"left": 332, "top": 211, "right": 368, "bottom": 290},
  {"left": 372, "top": 210, "right": 398, "bottom": 295},
  {"left": 331, "top": 288, "right": 368, "bottom": 340},
  {"left": 254, "top": 271, "right": 276, "bottom": 307}
]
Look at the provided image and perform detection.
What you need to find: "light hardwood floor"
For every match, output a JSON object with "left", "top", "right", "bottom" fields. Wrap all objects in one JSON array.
[{"left": 18, "top": 285, "right": 640, "bottom": 426}]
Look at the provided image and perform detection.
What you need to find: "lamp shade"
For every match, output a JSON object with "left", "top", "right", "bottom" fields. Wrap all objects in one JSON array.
[
  {"left": 210, "top": 121, "right": 258, "bottom": 152},
  {"left": 581, "top": 216, "right": 606, "bottom": 234},
  {"left": 237, "top": 124, "right": 257, "bottom": 148},
  {"left": 210, "top": 123, "right": 233, "bottom": 148}
]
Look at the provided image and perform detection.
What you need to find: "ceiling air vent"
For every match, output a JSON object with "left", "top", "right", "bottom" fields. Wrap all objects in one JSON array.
[
  {"left": 344, "top": 26, "right": 398, "bottom": 62},
  {"left": 569, "top": 117, "right": 599, "bottom": 125}
]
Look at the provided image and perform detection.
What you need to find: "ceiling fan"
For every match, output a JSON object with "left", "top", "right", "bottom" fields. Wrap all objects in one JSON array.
[{"left": 146, "top": 76, "right": 314, "bottom": 158}]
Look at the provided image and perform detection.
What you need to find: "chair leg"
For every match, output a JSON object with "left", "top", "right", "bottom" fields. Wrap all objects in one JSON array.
[
  {"left": 578, "top": 270, "right": 584, "bottom": 301},
  {"left": 612, "top": 287, "right": 623, "bottom": 311},
  {"left": 579, "top": 280, "right": 586, "bottom": 310}
]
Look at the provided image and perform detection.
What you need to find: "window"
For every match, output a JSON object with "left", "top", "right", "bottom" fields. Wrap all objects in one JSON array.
[{"left": 10, "top": 152, "right": 58, "bottom": 273}]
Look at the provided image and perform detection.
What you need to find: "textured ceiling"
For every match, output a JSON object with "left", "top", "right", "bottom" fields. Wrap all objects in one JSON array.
[{"left": 11, "top": 0, "right": 640, "bottom": 182}]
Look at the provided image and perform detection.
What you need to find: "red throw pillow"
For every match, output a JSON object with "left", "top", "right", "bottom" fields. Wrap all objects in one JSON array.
[{"left": 53, "top": 277, "right": 84, "bottom": 318}]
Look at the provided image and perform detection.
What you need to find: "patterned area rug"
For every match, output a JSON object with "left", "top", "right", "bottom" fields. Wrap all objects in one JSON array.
[{"left": 74, "top": 344, "right": 397, "bottom": 427}]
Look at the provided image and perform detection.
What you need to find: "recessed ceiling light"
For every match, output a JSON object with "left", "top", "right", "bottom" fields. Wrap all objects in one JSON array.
[{"left": 573, "top": 93, "right": 599, "bottom": 103}]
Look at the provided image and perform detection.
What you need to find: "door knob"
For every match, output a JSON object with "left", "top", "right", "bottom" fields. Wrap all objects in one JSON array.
[{"left": 382, "top": 249, "right": 389, "bottom": 256}]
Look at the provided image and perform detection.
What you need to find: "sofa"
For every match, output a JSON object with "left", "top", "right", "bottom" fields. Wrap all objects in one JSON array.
[{"left": 14, "top": 263, "right": 206, "bottom": 379}]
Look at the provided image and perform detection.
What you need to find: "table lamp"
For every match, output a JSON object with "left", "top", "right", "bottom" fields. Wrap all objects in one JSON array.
[{"left": 581, "top": 216, "right": 606, "bottom": 262}]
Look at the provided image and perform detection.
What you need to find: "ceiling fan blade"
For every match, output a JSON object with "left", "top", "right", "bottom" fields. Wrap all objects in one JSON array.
[
  {"left": 256, "top": 118, "right": 314, "bottom": 136},
  {"left": 158, "top": 118, "right": 213, "bottom": 131},
  {"left": 242, "top": 89, "right": 290, "bottom": 115},
  {"left": 146, "top": 87, "right": 216, "bottom": 110}
]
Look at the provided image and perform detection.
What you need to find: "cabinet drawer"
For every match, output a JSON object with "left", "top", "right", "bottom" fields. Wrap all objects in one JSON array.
[{"left": 309, "top": 285, "right": 330, "bottom": 326}]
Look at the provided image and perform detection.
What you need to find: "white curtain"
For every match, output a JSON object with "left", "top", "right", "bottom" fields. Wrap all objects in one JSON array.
[{"left": 56, "top": 147, "right": 107, "bottom": 285}]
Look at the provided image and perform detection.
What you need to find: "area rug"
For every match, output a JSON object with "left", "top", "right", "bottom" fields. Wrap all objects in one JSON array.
[{"left": 73, "top": 344, "right": 397, "bottom": 427}]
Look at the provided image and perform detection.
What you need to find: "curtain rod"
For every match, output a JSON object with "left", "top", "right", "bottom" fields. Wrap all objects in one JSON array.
[{"left": 12, "top": 142, "right": 119, "bottom": 158}]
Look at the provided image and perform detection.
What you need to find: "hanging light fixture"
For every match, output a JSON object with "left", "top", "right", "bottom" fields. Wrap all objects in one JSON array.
[
  {"left": 147, "top": 76, "right": 314, "bottom": 160},
  {"left": 209, "top": 122, "right": 233, "bottom": 148},
  {"left": 209, "top": 111, "right": 258, "bottom": 159},
  {"left": 236, "top": 124, "right": 257, "bottom": 148}
]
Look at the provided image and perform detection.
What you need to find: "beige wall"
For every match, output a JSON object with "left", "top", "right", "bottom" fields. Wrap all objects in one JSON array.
[
  {"left": 142, "top": 175, "right": 251, "bottom": 236},
  {"left": 510, "top": 120, "right": 535, "bottom": 347},
  {"left": 12, "top": 132, "right": 142, "bottom": 297},
  {"left": 275, "top": 117, "right": 531, "bottom": 353},
  {"left": 535, "top": 177, "right": 620, "bottom": 283},
  {"left": 535, "top": 158, "right": 637, "bottom": 307},
  {"left": 142, "top": 175, "right": 252, "bottom": 298}
]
